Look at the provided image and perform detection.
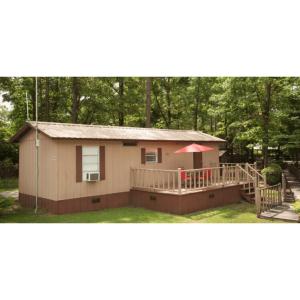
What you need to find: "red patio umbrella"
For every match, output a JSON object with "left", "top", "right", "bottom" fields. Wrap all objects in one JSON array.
[{"left": 174, "top": 143, "right": 214, "bottom": 153}]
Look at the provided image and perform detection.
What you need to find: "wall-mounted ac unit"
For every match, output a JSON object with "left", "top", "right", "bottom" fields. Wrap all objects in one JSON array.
[{"left": 86, "top": 172, "right": 100, "bottom": 182}]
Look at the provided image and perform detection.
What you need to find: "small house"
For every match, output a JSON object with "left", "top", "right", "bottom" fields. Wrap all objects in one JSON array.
[{"left": 11, "top": 121, "right": 252, "bottom": 214}]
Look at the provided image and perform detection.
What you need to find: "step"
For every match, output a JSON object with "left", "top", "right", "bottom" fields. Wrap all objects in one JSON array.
[
  {"left": 241, "top": 190, "right": 255, "bottom": 195},
  {"left": 241, "top": 187, "right": 255, "bottom": 192}
]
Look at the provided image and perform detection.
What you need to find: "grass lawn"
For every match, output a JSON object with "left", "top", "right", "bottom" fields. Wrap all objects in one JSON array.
[
  {"left": 292, "top": 200, "right": 300, "bottom": 215},
  {"left": 0, "top": 201, "right": 280, "bottom": 223},
  {"left": 0, "top": 178, "right": 18, "bottom": 192}
]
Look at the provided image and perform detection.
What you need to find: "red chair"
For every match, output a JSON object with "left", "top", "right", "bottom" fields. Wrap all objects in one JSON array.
[{"left": 180, "top": 170, "right": 192, "bottom": 186}]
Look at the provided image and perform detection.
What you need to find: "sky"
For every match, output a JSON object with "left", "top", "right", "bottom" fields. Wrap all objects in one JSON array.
[{"left": 0, "top": 92, "right": 13, "bottom": 111}]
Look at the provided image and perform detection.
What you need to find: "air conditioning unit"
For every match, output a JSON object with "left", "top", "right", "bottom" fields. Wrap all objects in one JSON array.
[{"left": 86, "top": 172, "right": 100, "bottom": 182}]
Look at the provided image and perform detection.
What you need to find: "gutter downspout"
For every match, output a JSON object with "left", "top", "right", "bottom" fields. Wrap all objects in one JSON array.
[{"left": 35, "top": 77, "right": 39, "bottom": 214}]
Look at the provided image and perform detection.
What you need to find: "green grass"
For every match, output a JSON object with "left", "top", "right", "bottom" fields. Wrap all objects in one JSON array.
[
  {"left": 292, "top": 201, "right": 300, "bottom": 215},
  {"left": 0, "top": 201, "right": 279, "bottom": 223},
  {"left": 188, "top": 202, "right": 279, "bottom": 223},
  {"left": 0, "top": 207, "right": 191, "bottom": 223},
  {"left": 0, "top": 178, "right": 18, "bottom": 192}
]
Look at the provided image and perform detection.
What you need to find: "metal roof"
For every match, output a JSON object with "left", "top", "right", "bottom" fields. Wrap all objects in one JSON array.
[{"left": 11, "top": 121, "right": 226, "bottom": 143}]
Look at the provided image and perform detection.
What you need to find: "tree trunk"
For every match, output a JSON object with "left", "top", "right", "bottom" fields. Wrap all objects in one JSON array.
[
  {"left": 145, "top": 77, "right": 152, "bottom": 128},
  {"left": 38, "top": 77, "right": 42, "bottom": 120},
  {"left": 166, "top": 78, "right": 171, "bottom": 128},
  {"left": 31, "top": 77, "right": 36, "bottom": 121},
  {"left": 117, "top": 77, "right": 124, "bottom": 126},
  {"left": 262, "top": 80, "right": 272, "bottom": 167},
  {"left": 194, "top": 78, "right": 200, "bottom": 130},
  {"left": 71, "top": 77, "right": 80, "bottom": 123},
  {"left": 45, "top": 77, "right": 50, "bottom": 121}
]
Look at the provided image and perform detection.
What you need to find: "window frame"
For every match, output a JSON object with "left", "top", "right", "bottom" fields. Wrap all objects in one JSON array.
[
  {"left": 82, "top": 146, "right": 100, "bottom": 181},
  {"left": 145, "top": 149, "right": 158, "bottom": 164}
]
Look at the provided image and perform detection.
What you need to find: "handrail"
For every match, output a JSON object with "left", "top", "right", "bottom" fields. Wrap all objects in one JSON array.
[
  {"left": 131, "top": 165, "right": 245, "bottom": 193},
  {"left": 246, "top": 163, "right": 266, "bottom": 187},
  {"left": 237, "top": 165, "right": 255, "bottom": 182},
  {"left": 256, "top": 183, "right": 282, "bottom": 216}
]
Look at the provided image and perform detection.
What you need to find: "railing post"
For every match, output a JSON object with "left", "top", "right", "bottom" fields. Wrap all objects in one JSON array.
[
  {"left": 177, "top": 168, "right": 182, "bottom": 195},
  {"left": 235, "top": 164, "right": 240, "bottom": 184},
  {"left": 254, "top": 161, "right": 257, "bottom": 170},
  {"left": 254, "top": 182, "right": 261, "bottom": 217},
  {"left": 282, "top": 173, "right": 286, "bottom": 202},
  {"left": 263, "top": 174, "right": 267, "bottom": 188},
  {"left": 278, "top": 183, "right": 282, "bottom": 205},
  {"left": 222, "top": 165, "right": 226, "bottom": 185}
]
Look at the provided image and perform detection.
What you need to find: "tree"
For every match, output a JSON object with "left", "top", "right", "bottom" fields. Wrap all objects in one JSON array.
[
  {"left": 71, "top": 77, "right": 80, "bottom": 123},
  {"left": 145, "top": 77, "right": 151, "bottom": 128}
]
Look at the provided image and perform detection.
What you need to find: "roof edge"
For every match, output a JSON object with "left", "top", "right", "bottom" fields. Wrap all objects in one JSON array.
[
  {"left": 10, "top": 122, "right": 35, "bottom": 143},
  {"left": 10, "top": 121, "right": 227, "bottom": 143}
]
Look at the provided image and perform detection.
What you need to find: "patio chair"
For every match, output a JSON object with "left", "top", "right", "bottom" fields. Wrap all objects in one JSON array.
[
  {"left": 180, "top": 169, "right": 192, "bottom": 187},
  {"left": 199, "top": 169, "right": 212, "bottom": 181}
]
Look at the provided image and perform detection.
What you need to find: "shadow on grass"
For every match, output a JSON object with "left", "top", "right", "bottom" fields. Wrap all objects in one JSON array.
[
  {"left": 187, "top": 202, "right": 277, "bottom": 223},
  {"left": 0, "top": 206, "right": 192, "bottom": 223},
  {"left": 0, "top": 201, "right": 278, "bottom": 223}
]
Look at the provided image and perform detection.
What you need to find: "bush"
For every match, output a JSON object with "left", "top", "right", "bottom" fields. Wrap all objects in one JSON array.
[
  {"left": 0, "top": 178, "right": 18, "bottom": 192},
  {"left": 262, "top": 163, "right": 282, "bottom": 185},
  {"left": 0, "top": 195, "right": 14, "bottom": 213},
  {"left": 0, "top": 159, "right": 18, "bottom": 178}
]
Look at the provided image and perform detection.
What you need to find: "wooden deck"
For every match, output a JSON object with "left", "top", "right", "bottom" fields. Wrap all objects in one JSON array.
[
  {"left": 130, "top": 164, "right": 259, "bottom": 195},
  {"left": 131, "top": 182, "right": 243, "bottom": 195}
]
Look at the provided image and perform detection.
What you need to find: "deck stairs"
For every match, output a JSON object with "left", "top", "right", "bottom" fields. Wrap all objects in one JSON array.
[
  {"left": 237, "top": 164, "right": 299, "bottom": 222},
  {"left": 238, "top": 164, "right": 265, "bottom": 204}
]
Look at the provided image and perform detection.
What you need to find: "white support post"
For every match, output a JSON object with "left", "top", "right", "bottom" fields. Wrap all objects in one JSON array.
[
  {"left": 235, "top": 164, "right": 240, "bottom": 184},
  {"left": 263, "top": 173, "right": 267, "bottom": 188},
  {"left": 177, "top": 168, "right": 182, "bottom": 195}
]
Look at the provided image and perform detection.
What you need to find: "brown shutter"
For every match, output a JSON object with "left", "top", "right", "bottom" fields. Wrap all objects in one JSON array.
[
  {"left": 157, "top": 148, "right": 162, "bottom": 163},
  {"left": 76, "top": 145, "right": 82, "bottom": 182},
  {"left": 100, "top": 146, "right": 105, "bottom": 180},
  {"left": 141, "top": 148, "right": 146, "bottom": 164}
]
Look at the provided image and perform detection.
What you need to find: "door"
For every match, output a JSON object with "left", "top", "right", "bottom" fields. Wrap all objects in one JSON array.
[{"left": 193, "top": 152, "right": 203, "bottom": 169}]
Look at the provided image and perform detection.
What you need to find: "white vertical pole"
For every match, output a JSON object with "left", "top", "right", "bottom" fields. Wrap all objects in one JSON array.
[{"left": 35, "top": 77, "right": 39, "bottom": 214}]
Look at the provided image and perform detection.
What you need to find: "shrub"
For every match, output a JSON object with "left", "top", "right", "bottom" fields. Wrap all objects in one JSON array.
[
  {"left": 0, "top": 159, "right": 18, "bottom": 178},
  {"left": 0, "top": 195, "right": 14, "bottom": 213},
  {"left": 261, "top": 163, "right": 282, "bottom": 185}
]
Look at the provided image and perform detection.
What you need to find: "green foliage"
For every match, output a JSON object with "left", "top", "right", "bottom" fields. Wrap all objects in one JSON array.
[
  {"left": 1, "top": 76, "right": 300, "bottom": 165},
  {"left": 261, "top": 163, "right": 282, "bottom": 185},
  {"left": 0, "top": 195, "right": 14, "bottom": 212},
  {"left": 0, "top": 178, "right": 18, "bottom": 192}
]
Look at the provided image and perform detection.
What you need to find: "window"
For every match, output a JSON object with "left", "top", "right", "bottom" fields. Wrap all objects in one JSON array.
[
  {"left": 145, "top": 149, "right": 158, "bottom": 163},
  {"left": 82, "top": 146, "right": 99, "bottom": 181}
]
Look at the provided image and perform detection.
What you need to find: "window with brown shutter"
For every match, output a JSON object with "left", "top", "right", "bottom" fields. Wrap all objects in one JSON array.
[
  {"left": 157, "top": 148, "right": 162, "bottom": 163},
  {"left": 100, "top": 146, "right": 105, "bottom": 180},
  {"left": 76, "top": 145, "right": 82, "bottom": 182},
  {"left": 141, "top": 148, "right": 146, "bottom": 164}
]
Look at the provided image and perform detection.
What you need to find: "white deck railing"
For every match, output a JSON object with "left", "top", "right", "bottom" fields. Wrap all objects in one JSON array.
[{"left": 130, "top": 165, "right": 254, "bottom": 194}]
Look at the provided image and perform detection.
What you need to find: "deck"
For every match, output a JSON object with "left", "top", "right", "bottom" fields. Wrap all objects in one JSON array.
[
  {"left": 130, "top": 164, "right": 257, "bottom": 195},
  {"left": 131, "top": 182, "right": 245, "bottom": 195}
]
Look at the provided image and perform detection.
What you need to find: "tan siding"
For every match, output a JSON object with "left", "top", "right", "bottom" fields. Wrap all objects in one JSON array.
[
  {"left": 56, "top": 140, "right": 220, "bottom": 200},
  {"left": 18, "top": 129, "right": 58, "bottom": 200},
  {"left": 202, "top": 143, "right": 220, "bottom": 167}
]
